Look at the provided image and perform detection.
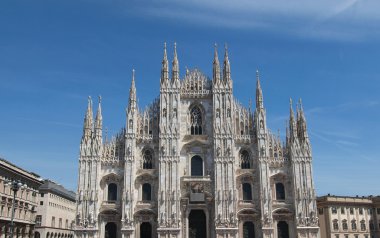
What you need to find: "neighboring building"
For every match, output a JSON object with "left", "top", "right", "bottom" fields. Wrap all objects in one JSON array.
[
  {"left": 35, "top": 180, "right": 76, "bottom": 238},
  {"left": 74, "top": 44, "right": 320, "bottom": 238},
  {"left": 317, "top": 195, "right": 380, "bottom": 238},
  {"left": 0, "top": 158, "right": 43, "bottom": 238}
]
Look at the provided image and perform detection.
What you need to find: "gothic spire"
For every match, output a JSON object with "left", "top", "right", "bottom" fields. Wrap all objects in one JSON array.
[
  {"left": 213, "top": 43, "right": 221, "bottom": 84},
  {"left": 161, "top": 42, "right": 169, "bottom": 85},
  {"left": 83, "top": 96, "right": 93, "bottom": 135},
  {"left": 297, "top": 98, "right": 309, "bottom": 140},
  {"left": 289, "top": 98, "right": 297, "bottom": 140},
  {"left": 128, "top": 69, "right": 137, "bottom": 113},
  {"left": 223, "top": 44, "right": 231, "bottom": 83},
  {"left": 256, "top": 69, "right": 264, "bottom": 109},
  {"left": 172, "top": 42, "right": 180, "bottom": 86},
  {"left": 95, "top": 95, "right": 102, "bottom": 130}
]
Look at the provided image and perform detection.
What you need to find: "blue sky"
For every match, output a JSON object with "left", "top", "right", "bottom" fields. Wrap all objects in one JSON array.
[{"left": 0, "top": 0, "right": 379, "bottom": 195}]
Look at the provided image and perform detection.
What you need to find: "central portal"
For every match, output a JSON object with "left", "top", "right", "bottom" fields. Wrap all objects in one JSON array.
[{"left": 188, "top": 210, "right": 206, "bottom": 238}]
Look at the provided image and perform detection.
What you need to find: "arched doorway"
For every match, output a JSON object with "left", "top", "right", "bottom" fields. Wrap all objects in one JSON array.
[
  {"left": 105, "top": 222, "right": 117, "bottom": 238},
  {"left": 35, "top": 232, "right": 41, "bottom": 238},
  {"left": 243, "top": 221, "right": 255, "bottom": 238},
  {"left": 277, "top": 221, "right": 289, "bottom": 238},
  {"left": 188, "top": 210, "right": 206, "bottom": 238},
  {"left": 140, "top": 222, "right": 152, "bottom": 238}
]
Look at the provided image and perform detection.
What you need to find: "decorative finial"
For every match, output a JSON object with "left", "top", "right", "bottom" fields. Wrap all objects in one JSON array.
[
  {"left": 98, "top": 95, "right": 102, "bottom": 104},
  {"left": 132, "top": 69, "right": 135, "bottom": 79},
  {"left": 164, "top": 42, "right": 167, "bottom": 50},
  {"left": 290, "top": 98, "right": 293, "bottom": 106}
]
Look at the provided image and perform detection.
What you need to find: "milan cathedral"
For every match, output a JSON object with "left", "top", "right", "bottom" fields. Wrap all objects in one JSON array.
[{"left": 74, "top": 43, "right": 320, "bottom": 238}]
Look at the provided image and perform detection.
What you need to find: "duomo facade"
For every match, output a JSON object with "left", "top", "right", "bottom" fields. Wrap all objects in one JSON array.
[{"left": 74, "top": 44, "right": 320, "bottom": 238}]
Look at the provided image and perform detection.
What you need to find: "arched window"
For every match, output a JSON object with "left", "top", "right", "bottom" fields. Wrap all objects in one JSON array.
[
  {"left": 191, "top": 156, "right": 203, "bottom": 176},
  {"left": 275, "top": 183, "right": 285, "bottom": 200},
  {"left": 351, "top": 220, "right": 357, "bottom": 230},
  {"left": 342, "top": 220, "right": 348, "bottom": 230},
  {"left": 190, "top": 106, "right": 203, "bottom": 135},
  {"left": 143, "top": 150, "right": 153, "bottom": 169},
  {"left": 242, "top": 183, "right": 252, "bottom": 201},
  {"left": 243, "top": 222, "right": 255, "bottom": 238},
  {"left": 361, "top": 220, "right": 366, "bottom": 231},
  {"left": 240, "top": 150, "right": 251, "bottom": 169},
  {"left": 142, "top": 183, "right": 151, "bottom": 201},
  {"left": 333, "top": 219, "right": 339, "bottom": 230},
  {"left": 108, "top": 183, "right": 117, "bottom": 201}
]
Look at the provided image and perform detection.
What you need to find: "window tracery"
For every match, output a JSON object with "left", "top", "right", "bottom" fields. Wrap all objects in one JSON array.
[
  {"left": 143, "top": 150, "right": 153, "bottom": 169},
  {"left": 240, "top": 150, "right": 251, "bottom": 169},
  {"left": 190, "top": 106, "right": 203, "bottom": 135}
]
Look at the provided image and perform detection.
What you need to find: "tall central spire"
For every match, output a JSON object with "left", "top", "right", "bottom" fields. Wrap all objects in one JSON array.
[
  {"left": 256, "top": 70, "right": 264, "bottom": 109},
  {"left": 213, "top": 43, "right": 221, "bottom": 84},
  {"left": 161, "top": 42, "right": 169, "bottom": 85},
  {"left": 128, "top": 69, "right": 137, "bottom": 113},
  {"left": 95, "top": 95, "right": 102, "bottom": 130}
]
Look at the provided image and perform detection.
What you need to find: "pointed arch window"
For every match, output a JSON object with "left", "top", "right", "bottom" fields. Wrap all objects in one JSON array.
[
  {"left": 143, "top": 150, "right": 153, "bottom": 169},
  {"left": 240, "top": 150, "right": 251, "bottom": 169},
  {"left": 351, "top": 220, "right": 357, "bottom": 230},
  {"left": 361, "top": 220, "right": 366, "bottom": 231},
  {"left": 190, "top": 106, "right": 203, "bottom": 135}
]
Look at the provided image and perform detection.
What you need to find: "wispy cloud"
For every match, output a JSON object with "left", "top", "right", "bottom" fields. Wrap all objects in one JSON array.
[{"left": 129, "top": 0, "right": 380, "bottom": 41}]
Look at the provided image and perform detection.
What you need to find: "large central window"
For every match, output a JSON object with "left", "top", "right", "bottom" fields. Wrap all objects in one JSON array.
[
  {"left": 190, "top": 106, "right": 203, "bottom": 135},
  {"left": 191, "top": 156, "right": 203, "bottom": 176}
]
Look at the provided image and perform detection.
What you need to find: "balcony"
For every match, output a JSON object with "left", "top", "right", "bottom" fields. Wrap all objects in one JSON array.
[{"left": 180, "top": 176, "right": 212, "bottom": 203}]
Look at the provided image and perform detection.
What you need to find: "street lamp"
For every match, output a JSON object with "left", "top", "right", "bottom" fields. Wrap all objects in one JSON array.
[{"left": 6, "top": 180, "right": 26, "bottom": 238}]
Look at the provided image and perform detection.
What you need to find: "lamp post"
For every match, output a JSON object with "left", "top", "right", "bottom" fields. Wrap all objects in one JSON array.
[{"left": 6, "top": 180, "right": 26, "bottom": 238}]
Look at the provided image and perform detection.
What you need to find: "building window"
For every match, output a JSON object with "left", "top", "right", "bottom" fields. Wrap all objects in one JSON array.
[
  {"left": 51, "top": 216, "right": 55, "bottom": 227},
  {"left": 342, "top": 220, "right": 348, "bottom": 230},
  {"left": 143, "top": 150, "right": 153, "bottom": 169},
  {"left": 65, "top": 219, "right": 68, "bottom": 229},
  {"left": 318, "top": 208, "right": 323, "bottom": 215},
  {"left": 341, "top": 207, "right": 345, "bottom": 214},
  {"left": 191, "top": 156, "right": 203, "bottom": 176},
  {"left": 350, "top": 208, "right": 354, "bottom": 214},
  {"left": 369, "top": 221, "right": 374, "bottom": 230},
  {"left": 354, "top": 235, "right": 358, "bottom": 238},
  {"left": 190, "top": 106, "right": 203, "bottom": 135},
  {"left": 142, "top": 183, "right": 152, "bottom": 201},
  {"left": 335, "top": 235, "right": 339, "bottom": 238},
  {"left": 40, "top": 201, "right": 43, "bottom": 205},
  {"left": 359, "top": 208, "right": 363, "bottom": 215},
  {"left": 377, "top": 208, "right": 380, "bottom": 214},
  {"left": 40, "top": 193, "right": 44, "bottom": 197},
  {"left": 333, "top": 219, "right": 339, "bottom": 230},
  {"left": 107, "top": 183, "right": 117, "bottom": 201},
  {"left": 351, "top": 220, "right": 357, "bottom": 230},
  {"left": 59, "top": 218, "right": 62, "bottom": 228},
  {"left": 242, "top": 183, "right": 252, "bottom": 201},
  {"left": 332, "top": 207, "right": 337, "bottom": 214},
  {"left": 275, "top": 183, "right": 285, "bottom": 200},
  {"left": 361, "top": 220, "right": 366, "bottom": 231},
  {"left": 344, "top": 235, "right": 348, "bottom": 238},
  {"left": 35, "top": 215, "right": 42, "bottom": 226},
  {"left": 240, "top": 150, "right": 251, "bottom": 169}
]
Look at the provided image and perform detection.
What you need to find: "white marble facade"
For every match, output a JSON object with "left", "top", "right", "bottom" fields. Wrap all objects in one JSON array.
[{"left": 74, "top": 44, "right": 320, "bottom": 238}]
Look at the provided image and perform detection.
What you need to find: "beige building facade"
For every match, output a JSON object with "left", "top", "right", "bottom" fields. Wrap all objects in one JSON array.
[
  {"left": 317, "top": 195, "right": 380, "bottom": 238},
  {"left": 35, "top": 180, "right": 76, "bottom": 238},
  {"left": 0, "top": 158, "right": 43, "bottom": 238}
]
